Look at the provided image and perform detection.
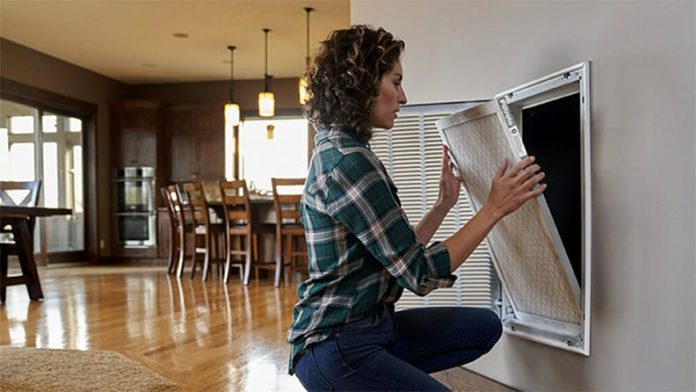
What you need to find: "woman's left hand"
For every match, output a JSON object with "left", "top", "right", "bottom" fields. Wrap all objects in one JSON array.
[{"left": 437, "top": 145, "right": 461, "bottom": 210}]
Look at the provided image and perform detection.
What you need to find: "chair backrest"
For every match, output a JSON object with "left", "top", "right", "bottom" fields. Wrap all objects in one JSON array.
[
  {"left": 219, "top": 180, "right": 252, "bottom": 231},
  {"left": 162, "top": 185, "right": 185, "bottom": 227},
  {"left": 161, "top": 186, "right": 173, "bottom": 220},
  {"left": 183, "top": 182, "right": 210, "bottom": 226},
  {"left": 271, "top": 178, "right": 305, "bottom": 226},
  {"left": 0, "top": 180, "right": 41, "bottom": 206}
]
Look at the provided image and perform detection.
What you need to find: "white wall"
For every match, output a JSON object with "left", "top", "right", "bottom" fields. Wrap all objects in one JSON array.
[{"left": 353, "top": 1, "right": 695, "bottom": 390}]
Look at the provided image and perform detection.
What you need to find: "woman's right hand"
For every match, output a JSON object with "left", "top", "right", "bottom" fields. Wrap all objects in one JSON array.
[{"left": 483, "top": 156, "right": 547, "bottom": 222}]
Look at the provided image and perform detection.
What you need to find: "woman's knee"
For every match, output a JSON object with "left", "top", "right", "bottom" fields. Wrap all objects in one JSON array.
[{"left": 478, "top": 308, "right": 503, "bottom": 349}]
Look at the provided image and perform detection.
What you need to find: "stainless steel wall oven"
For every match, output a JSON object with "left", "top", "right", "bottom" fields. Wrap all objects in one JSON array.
[{"left": 114, "top": 167, "right": 156, "bottom": 248}]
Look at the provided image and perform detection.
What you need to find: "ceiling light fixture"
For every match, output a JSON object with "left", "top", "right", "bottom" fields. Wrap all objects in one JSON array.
[
  {"left": 258, "top": 28, "right": 275, "bottom": 117},
  {"left": 224, "top": 45, "right": 241, "bottom": 126},
  {"left": 224, "top": 45, "right": 241, "bottom": 180},
  {"left": 298, "top": 7, "right": 314, "bottom": 105}
]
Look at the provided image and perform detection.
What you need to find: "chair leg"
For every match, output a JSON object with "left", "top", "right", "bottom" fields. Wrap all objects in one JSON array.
[
  {"left": 243, "top": 234, "right": 252, "bottom": 285},
  {"left": 223, "top": 232, "right": 232, "bottom": 284},
  {"left": 0, "top": 251, "right": 8, "bottom": 303},
  {"left": 290, "top": 235, "right": 295, "bottom": 281},
  {"left": 254, "top": 233, "right": 264, "bottom": 283},
  {"left": 274, "top": 232, "right": 283, "bottom": 287},
  {"left": 286, "top": 235, "right": 293, "bottom": 283},
  {"left": 250, "top": 234, "right": 258, "bottom": 284},
  {"left": 212, "top": 232, "right": 220, "bottom": 280},
  {"left": 190, "top": 234, "right": 200, "bottom": 279},
  {"left": 176, "top": 227, "right": 186, "bottom": 278},
  {"left": 166, "top": 226, "right": 176, "bottom": 274},
  {"left": 202, "top": 232, "right": 211, "bottom": 281},
  {"left": 218, "top": 233, "right": 225, "bottom": 279}
]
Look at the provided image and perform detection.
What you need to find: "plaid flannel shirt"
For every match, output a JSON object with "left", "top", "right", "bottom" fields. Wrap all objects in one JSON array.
[{"left": 288, "top": 125, "right": 456, "bottom": 374}]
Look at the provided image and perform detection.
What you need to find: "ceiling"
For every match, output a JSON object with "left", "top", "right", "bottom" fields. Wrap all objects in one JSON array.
[{"left": 0, "top": 0, "right": 350, "bottom": 84}]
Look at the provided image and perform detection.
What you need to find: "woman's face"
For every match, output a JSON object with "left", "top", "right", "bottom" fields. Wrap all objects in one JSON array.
[{"left": 370, "top": 60, "right": 407, "bottom": 130}]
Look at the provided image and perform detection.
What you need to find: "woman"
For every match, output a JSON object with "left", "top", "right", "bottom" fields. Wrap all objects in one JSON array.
[{"left": 289, "top": 25, "right": 546, "bottom": 391}]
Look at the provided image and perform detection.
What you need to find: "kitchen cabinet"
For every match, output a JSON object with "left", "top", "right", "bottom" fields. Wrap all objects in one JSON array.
[
  {"left": 166, "top": 104, "right": 225, "bottom": 181},
  {"left": 109, "top": 100, "right": 162, "bottom": 259},
  {"left": 110, "top": 101, "right": 160, "bottom": 167}
]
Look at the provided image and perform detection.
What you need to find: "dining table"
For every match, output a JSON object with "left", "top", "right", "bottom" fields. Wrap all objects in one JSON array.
[{"left": 0, "top": 205, "right": 72, "bottom": 302}]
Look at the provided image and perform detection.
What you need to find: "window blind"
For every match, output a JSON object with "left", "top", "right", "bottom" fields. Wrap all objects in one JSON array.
[{"left": 369, "top": 103, "right": 495, "bottom": 310}]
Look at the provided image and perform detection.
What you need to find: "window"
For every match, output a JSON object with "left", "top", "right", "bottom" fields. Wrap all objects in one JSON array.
[
  {"left": 236, "top": 118, "right": 309, "bottom": 193},
  {"left": 368, "top": 102, "right": 497, "bottom": 310},
  {"left": 0, "top": 99, "right": 85, "bottom": 253}
]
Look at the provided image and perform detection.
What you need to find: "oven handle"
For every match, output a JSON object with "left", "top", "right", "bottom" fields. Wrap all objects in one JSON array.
[
  {"left": 113, "top": 178, "right": 156, "bottom": 182},
  {"left": 115, "top": 212, "right": 157, "bottom": 216}
]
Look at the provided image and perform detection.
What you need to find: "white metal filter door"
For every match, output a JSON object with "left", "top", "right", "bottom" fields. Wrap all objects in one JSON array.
[{"left": 437, "top": 102, "right": 582, "bottom": 325}]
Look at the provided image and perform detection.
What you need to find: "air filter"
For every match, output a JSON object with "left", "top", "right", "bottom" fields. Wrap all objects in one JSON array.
[{"left": 436, "top": 61, "right": 592, "bottom": 354}]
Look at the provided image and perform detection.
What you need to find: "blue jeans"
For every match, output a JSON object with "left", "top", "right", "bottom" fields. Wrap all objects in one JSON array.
[{"left": 294, "top": 305, "right": 502, "bottom": 391}]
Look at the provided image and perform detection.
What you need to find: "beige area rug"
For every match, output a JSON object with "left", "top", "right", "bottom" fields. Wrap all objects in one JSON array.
[{"left": 0, "top": 347, "right": 179, "bottom": 392}]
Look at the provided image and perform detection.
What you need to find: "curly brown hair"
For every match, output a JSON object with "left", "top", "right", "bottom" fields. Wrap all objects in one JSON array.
[{"left": 304, "top": 25, "right": 405, "bottom": 143}]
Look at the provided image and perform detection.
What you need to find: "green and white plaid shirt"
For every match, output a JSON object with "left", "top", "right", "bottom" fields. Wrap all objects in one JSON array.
[{"left": 288, "top": 125, "right": 456, "bottom": 373}]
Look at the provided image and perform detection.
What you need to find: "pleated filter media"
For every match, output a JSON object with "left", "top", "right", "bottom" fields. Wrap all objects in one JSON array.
[{"left": 438, "top": 101, "right": 582, "bottom": 326}]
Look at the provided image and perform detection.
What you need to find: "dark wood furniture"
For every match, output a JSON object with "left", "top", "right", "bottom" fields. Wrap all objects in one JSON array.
[
  {"left": 0, "top": 181, "right": 41, "bottom": 207},
  {"left": 0, "top": 205, "right": 72, "bottom": 302},
  {"left": 183, "top": 182, "right": 225, "bottom": 281},
  {"left": 1, "top": 181, "right": 42, "bottom": 302},
  {"left": 161, "top": 186, "right": 182, "bottom": 275},
  {"left": 110, "top": 101, "right": 160, "bottom": 167},
  {"left": 219, "top": 180, "right": 275, "bottom": 284},
  {"left": 270, "top": 178, "right": 308, "bottom": 287},
  {"left": 218, "top": 180, "right": 251, "bottom": 284},
  {"left": 109, "top": 102, "right": 228, "bottom": 263},
  {"left": 167, "top": 105, "right": 225, "bottom": 182},
  {"left": 110, "top": 101, "right": 163, "bottom": 260}
]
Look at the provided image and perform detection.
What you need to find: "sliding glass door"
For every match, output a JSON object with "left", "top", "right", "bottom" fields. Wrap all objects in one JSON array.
[{"left": 0, "top": 98, "right": 85, "bottom": 254}]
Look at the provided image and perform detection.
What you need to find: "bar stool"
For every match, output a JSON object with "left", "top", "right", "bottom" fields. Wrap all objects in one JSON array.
[
  {"left": 183, "top": 182, "right": 225, "bottom": 281},
  {"left": 270, "top": 178, "right": 308, "bottom": 287},
  {"left": 218, "top": 180, "right": 274, "bottom": 284},
  {"left": 218, "top": 180, "right": 251, "bottom": 284}
]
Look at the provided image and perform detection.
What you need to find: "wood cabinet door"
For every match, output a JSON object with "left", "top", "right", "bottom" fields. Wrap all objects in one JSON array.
[
  {"left": 193, "top": 106, "right": 225, "bottom": 180},
  {"left": 166, "top": 106, "right": 197, "bottom": 181},
  {"left": 134, "top": 110, "right": 158, "bottom": 167},
  {"left": 111, "top": 102, "right": 159, "bottom": 167},
  {"left": 166, "top": 104, "right": 224, "bottom": 181}
]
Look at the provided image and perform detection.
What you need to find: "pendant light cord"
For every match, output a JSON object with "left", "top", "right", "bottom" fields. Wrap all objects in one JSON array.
[
  {"left": 263, "top": 28, "right": 270, "bottom": 91},
  {"left": 304, "top": 8, "right": 314, "bottom": 68},
  {"left": 227, "top": 45, "right": 236, "bottom": 102}
]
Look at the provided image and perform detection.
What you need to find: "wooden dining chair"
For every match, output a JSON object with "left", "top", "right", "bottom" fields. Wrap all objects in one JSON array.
[
  {"left": 161, "top": 185, "right": 188, "bottom": 276},
  {"left": 0, "top": 180, "right": 41, "bottom": 303},
  {"left": 183, "top": 182, "right": 225, "bottom": 281},
  {"left": 270, "top": 178, "right": 308, "bottom": 287}
]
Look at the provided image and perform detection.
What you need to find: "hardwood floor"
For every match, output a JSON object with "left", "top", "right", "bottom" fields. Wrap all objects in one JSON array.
[{"left": 1, "top": 264, "right": 513, "bottom": 391}]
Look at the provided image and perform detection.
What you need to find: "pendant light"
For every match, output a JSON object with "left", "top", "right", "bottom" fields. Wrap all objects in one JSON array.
[
  {"left": 258, "top": 28, "right": 275, "bottom": 117},
  {"left": 224, "top": 45, "right": 240, "bottom": 180},
  {"left": 224, "top": 45, "right": 240, "bottom": 126},
  {"left": 298, "top": 7, "right": 314, "bottom": 105}
]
